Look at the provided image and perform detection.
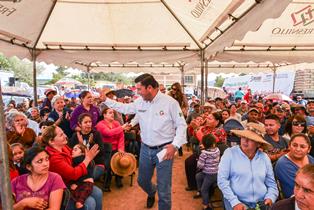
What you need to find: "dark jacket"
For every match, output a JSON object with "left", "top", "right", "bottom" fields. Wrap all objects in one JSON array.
[
  {"left": 270, "top": 196, "right": 295, "bottom": 210},
  {"left": 48, "top": 108, "right": 73, "bottom": 138},
  {"left": 68, "top": 130, "right": 105, "bottom": 166},
  {"left": 72, "top": 155, "right": 94, "bottom": 184}
]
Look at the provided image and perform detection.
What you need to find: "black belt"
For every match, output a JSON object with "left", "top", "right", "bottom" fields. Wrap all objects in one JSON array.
[{"left": 144, "top": 141, "right": 172, "bottom": 150}]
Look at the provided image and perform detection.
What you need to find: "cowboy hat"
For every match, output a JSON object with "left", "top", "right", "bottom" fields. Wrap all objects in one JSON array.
[
  {"left": 44, "top": 89, "right": 57, "bottom": 96},
  {"left": 102, "top": 88, "right": 115, "bottom": 96},
  {"left": 231, "top": 122, "right": 273, "bottom": 150},
  {"left": 111, "top": 152, "right": 137, "bottom": 177},
  {"left": 203, "top": 102, "right": 216, "bottom": 111}
]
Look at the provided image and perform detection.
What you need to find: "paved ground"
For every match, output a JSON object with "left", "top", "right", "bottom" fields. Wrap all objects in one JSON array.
[{"left": 100, "top": 148, "right": 223, "bottom": 210}]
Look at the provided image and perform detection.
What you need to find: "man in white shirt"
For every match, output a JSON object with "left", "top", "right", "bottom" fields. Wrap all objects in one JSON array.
[{"left": 100, "top": 74, "right": 187, "bottom": 210}]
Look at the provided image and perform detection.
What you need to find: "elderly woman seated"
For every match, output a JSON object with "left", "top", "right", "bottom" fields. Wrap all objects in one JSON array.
[
  {"left": 6, "top": 110, "right": 37, "bottom": 148},
  {"left": 218, "top": 123, "right": 278, "bottom": 210}
]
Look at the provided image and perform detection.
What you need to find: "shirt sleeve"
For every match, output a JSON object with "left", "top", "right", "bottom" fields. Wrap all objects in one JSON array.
[
  {"left": 70, "top": 108, "right": 80, "bottom": 130},
  {"left": 96, "top": 121, "right": 124, "bottom": 137},
  {"left": 263, "top": 154, "right": 279, "bottom": 202},
  {"left": 217, "top": 148, "right": 241, "bottom": 207},
  {"left": 197, "top": 152, "right": 206, "bottom": 169},
  {"left": 103, "top": 98, "right": 137, "bottom": 115},
  {"left": 169, "top": 100, "right": 187, "bottom": 148},
  {"left": 130, "top": 114, "right": 139, "bottom": 127}
]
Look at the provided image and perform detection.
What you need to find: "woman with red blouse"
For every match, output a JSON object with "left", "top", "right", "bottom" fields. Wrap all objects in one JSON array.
[{"left": 96, "top": 108, "right": 129, "bottom": 191}]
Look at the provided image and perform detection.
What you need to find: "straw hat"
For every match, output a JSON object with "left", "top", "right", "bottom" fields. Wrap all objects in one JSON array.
[
  {"left": 203, "top": 102, "right": 216, "bottom": 111},
  {"left": 44, "top": 89, "right": 57, "bottom": 96},
  {"left": 102, "top": 88, "right": 115, "bottom": 96},
  {"left": 231, "top": 122, "right": 273, "bottom": 150},
  {"left": 111, "top": 152, "right": 137, "bottom": 177}
]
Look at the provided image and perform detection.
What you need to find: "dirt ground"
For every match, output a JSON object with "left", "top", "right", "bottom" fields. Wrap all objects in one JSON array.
[{"left": 101, "top": 148, "right": 223, "bottom": 210}]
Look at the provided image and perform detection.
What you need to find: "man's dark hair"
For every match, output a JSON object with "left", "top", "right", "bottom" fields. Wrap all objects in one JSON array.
[
  {"left": 265, "top": 114, "right": 280, "bottom": 123},
  {"left": 134, "top": 73, "right": 158, "bottom": 88}
]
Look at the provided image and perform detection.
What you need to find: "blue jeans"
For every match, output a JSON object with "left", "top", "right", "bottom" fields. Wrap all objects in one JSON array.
[
  {"left": 137, "top": 143, "right": 173, "bottom": 210},
  {"left": 195, "top": 172, "right": 217, "bottom": 205},
  {"left": 66, "top": 186, "right": 103, "bottom": 210},
  {"left": 93, "top": 165, "right": 105, "bottom": 181}
]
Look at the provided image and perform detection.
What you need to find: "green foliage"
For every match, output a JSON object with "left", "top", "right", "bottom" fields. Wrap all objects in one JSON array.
[
  {"left": 7, "top": 56, "right": 44, "bottom": 86},
  {"left": 214, "top": 75, "right": 225, "bottom": 87},
  {"left": 93, "top": 72, "right": 134, "bottom": 85},
  {"left": 0, "top": 54, "right": 11, "bottom": 70},
  {"left": 46, "top": 66, "right": 69, "bottom": 84},
  {"left": 71, "top": 73, "right": 96, "bottom": 86}
]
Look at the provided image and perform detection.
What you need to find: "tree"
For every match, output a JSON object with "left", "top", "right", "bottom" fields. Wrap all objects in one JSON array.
[
  {"left": 7, "top": 56, "right": 44, "bottom": 86},
  {"left": 0, "top": 54, "right": 11, "bottom": 70},
  {"left": 46, "top": 66, "right": 69, "bottom": 84},
  {"left": 214, "top": 75, "right": 225, "bottom": 87}
]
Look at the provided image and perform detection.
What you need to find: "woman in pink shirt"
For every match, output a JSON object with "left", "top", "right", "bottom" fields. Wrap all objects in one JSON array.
[{"left": 96, "top": 108, "right": 128, "bottom": 191}]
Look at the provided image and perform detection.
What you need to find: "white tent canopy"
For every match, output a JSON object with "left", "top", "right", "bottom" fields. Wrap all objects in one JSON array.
[
  {"left": 0, "top": 0, "right": 291, "bottom": 67},
  {"left": 213, "top": 0, "right": 314, "bottom": 63}
]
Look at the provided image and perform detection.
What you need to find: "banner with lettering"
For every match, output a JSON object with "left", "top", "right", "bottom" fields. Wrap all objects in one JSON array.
[
  {"left": 164, "top": 0, "right": 233, "bottom": 40},
  {"left": 0, "top": 0, "right": 54, "bottom": 47},
  {"left": 236, "top": 0, "right": 314, "bottom": 45},
  {"left": 223, "top": 70, "right": 296, "bottom": 96}
]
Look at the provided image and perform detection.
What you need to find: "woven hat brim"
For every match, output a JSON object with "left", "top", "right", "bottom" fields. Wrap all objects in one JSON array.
[
  {"left": 111, "top": 152, "right": 137, "bottom": 177},
  {"left": 231, "top": 130, "right": 273, "bottom": 150}
]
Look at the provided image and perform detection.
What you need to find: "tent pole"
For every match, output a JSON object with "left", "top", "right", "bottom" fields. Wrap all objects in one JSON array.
[
  {"left": 272, "top": 66, "right": 277, "bottom": 93},
  {"left": 200, "top": 50, "right": 205, "bottom": 104},
  {"left": 180, "top": 65, "right": 185, "bottom": 93},
  {"left": 32, "top": 50, "right": 38, "bottom": 107},
  {"left": 0, "top": 83, "right": 13, "bottom": 210},
  {"left": 205, "top": 58, "right": 208, "bottom": 100},
  {"left": 87, "top": 66, "right": 91, "bottom": 91}
]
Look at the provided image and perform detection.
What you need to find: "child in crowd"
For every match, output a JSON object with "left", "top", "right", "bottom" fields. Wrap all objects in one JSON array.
[
  {"left": 10, "top": 143, "right": 28, "bottom": 175},
  {"left": 70, "top": 144, "right": 95, "bottom": 209},
  {"left": 194, "top": 134, "right": 220, "bottom": 210}
]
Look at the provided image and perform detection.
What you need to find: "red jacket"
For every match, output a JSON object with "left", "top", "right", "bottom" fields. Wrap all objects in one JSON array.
[
  {"left": 46, "top": 145, "right": 87, "bottom": 185},
  {"left": 95, "top": 120, "right": 125, "bottom": 151}
]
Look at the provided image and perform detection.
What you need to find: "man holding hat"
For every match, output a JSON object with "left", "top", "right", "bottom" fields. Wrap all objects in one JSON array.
[
  {"left": 41, "top": 89, "right": 57, "bottom": 111},
  {"left": 100, "top": 73, "right": 187, "bottom": 210}
]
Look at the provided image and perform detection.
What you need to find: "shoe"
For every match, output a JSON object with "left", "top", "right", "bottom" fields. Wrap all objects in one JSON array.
[
  {"left": 185, "top": 186, "right": 195, "bottom": 191},
  {"left": 146, "top": 195, "right": 155, "bottom": 208},
  {"left": 102, "top": 186, "right": 111, "bottom": 192},
  {"left": 193, "top": 192, "right": 201, "bottom": 199}
]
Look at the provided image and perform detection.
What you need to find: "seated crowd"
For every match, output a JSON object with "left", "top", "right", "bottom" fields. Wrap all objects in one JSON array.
[{"left": 2, "top": 84, "right": 314, "bottom": 210}]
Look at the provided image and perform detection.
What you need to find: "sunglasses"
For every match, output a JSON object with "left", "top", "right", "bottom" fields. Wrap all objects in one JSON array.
[
  {"left": 292, "top": 121, "right": 306, "bottom": 126},
  {"left": 171, "top": 88, "right": 177, "bottom": 91}
]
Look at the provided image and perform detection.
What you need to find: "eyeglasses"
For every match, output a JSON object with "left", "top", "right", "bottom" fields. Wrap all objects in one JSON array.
[
  {"left": 292, "top": 121, "right": 306, "bottom": 126},
  {"left": 171, "top": 88, "right": 177, "bottom": 91}
]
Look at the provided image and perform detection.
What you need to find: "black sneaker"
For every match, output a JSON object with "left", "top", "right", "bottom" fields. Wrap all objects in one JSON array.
[{"left": 146, "top": 195, "right": 155, "bottom": 208}]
